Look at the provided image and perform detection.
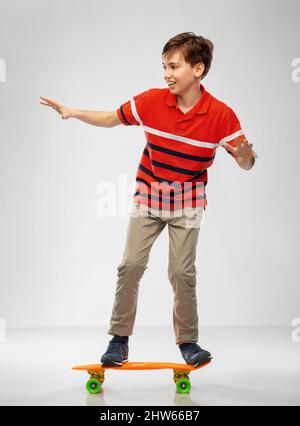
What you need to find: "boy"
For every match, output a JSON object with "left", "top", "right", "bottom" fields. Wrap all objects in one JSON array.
[{"left": 40, "top": 32, "right": 257, "bottom": 368}]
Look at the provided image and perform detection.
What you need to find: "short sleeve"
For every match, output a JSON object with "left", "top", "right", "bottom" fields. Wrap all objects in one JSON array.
[
  {"left": 116, "top": 89, "right": 151, "bottom": 126},
  {"left": 219, "top": 107, "right": 246, "bottom": 156}
]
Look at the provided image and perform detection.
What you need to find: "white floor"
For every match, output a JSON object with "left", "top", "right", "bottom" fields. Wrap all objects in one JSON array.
[{"left": 0, "top": 325, "right": 299, "bottom": 406}]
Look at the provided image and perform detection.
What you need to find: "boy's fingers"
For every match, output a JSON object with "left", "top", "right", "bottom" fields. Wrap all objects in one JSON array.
[
  {"left": 40, "top": 96, "right": 52, "bottom": 104},
  {"left": 40, "top": 101, "right": 61, "bottom": 114},
  {"left": 224, "top": 143, "right": 238, "bottom": 155},
  {"left": 238, "top": 137, "right": 248, "bottom": 145},
  {"left": 40, "top": 96, "right": 59, "bottom": 107},
  {"left": 225, "top": 138, "right": 257, "bottom": 158},
  {"left": 40, "top": 96, "right": 53, "bottom": 102},
  {"left": 40, "top": 102, "right": 57, "bottom": 110},
  {"left": 224, "top": 142, "right": 236, "bottom": 151}
]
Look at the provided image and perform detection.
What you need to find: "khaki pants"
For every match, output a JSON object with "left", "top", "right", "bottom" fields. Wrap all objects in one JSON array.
[{"left": 108, "top": 203, "right": 205, "bottom": 345}]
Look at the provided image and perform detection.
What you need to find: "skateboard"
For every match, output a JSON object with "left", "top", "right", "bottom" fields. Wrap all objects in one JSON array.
[{"left": 72, "top": 361, "right": 211, "bottom": 394}]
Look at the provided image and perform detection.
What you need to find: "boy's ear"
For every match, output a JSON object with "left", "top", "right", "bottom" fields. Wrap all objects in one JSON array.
[{"left": 195, "top": 62, "right": 205, "bottom": 77}]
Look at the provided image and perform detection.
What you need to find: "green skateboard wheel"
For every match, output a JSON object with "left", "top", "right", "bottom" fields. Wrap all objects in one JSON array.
[
  {"left": 86, "top": 378, "right": 102, "bottom": 394},
  {"left": 176, "top": 377, "right": 191, "bottom": 394}
]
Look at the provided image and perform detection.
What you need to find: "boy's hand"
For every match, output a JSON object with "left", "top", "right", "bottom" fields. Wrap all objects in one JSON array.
[
  {"left": 40, "top": 96, "right": 75, "bottom": 119},
  {"left": 223, "top": 137, "right": 257, "bottom": 160}
]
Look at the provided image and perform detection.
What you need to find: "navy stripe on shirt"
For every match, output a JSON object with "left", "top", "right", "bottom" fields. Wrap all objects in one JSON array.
[
  {"left": 147, "top": 141, "right": 215, "bottom": 162},
  {"left": 136, "top": 177, "right": 207, "bottom": 197},
  {"left": 120, "top": 105, "right": 132, "bottom": 126},
  {"left": 138, "top": 164, "right": 207, "bottom": 187},
  {"left": 143, "top": 149, "right": 207, "bottom": 176}
]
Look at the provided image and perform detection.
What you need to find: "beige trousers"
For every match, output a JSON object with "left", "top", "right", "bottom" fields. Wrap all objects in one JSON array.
[{"left": 108, "top": 203, "right": 205, "bottom": 345}]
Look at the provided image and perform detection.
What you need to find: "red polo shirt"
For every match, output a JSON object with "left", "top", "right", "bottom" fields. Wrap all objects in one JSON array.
[{"left": 116, "top": 84, "right": 246, "bottom": 211}]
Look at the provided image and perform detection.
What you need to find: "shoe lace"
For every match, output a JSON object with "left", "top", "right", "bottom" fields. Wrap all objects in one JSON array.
[
  {"left": 109, "top": 342, "right": 122, "bottom": 350},
  {"left": 108, "top": 337, "right": 127, "bottom": 349}
]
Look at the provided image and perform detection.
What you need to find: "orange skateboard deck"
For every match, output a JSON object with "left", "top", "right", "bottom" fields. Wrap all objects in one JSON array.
[{"left": 73, "top": 361, "right": 211, "bottom": 394}]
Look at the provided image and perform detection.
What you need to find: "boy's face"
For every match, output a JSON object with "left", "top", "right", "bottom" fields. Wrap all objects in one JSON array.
[{"left": 162, "top": 50, "right": 204, "bottom": 95}]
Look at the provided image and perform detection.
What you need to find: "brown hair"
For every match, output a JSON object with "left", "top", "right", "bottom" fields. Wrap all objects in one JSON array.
[{"left": 162, "top": 32, "right": 214, "bottom": 80}]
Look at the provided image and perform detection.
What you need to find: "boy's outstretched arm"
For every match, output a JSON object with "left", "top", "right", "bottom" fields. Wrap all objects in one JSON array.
[
  {"left": 223, "top": 137, "right": 257, "bottom": 170},
  {"left": 40, "top": 96, "right": 121, "bottom": 128}
]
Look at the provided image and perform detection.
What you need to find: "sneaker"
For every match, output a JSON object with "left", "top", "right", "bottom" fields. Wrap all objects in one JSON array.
[
  {"left": 100, "top": 335, "right": 129, "bottom": 367},
  {"left": 179, "top": 342, "right": 212, "bottom": 367}
]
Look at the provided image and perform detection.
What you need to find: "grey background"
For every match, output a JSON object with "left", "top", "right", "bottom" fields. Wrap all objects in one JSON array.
[{"left": 0, "top": 0, "right": 299, "bottom": 328}]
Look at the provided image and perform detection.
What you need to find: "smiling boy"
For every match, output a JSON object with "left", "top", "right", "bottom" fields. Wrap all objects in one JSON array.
[{"left": 40, "top": 32, "right": 257, "bottom": 368}]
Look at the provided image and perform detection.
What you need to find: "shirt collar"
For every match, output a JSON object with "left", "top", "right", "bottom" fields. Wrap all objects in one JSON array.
[{"left": 166, "top": 83, "right": 211, "bottom": 115}]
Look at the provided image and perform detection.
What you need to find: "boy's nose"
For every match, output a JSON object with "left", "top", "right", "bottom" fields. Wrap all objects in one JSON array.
[
  {"left": 165, "top": 75, "right": 173, "bottom": 82},
  {"left": 164, "top": 71, "right": 172, "bottom": 79}
]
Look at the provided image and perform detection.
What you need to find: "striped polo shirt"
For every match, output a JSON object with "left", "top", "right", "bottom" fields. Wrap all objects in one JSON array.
[{"left": 116, "top": 84, "right": 245, "bottom": 211}]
